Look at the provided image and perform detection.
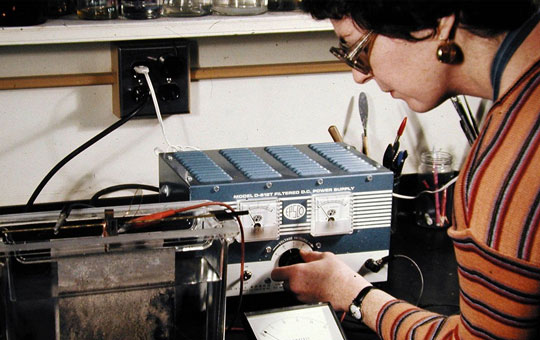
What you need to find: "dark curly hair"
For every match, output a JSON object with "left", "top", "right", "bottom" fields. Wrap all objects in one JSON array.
[{"left": 300, "top": 0, "right": 539, "bottom": 40}]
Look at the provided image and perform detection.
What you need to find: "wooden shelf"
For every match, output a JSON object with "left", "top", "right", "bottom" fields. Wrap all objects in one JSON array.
[{"left": 0, "top": 11, "right": 332, "bottom": 46}]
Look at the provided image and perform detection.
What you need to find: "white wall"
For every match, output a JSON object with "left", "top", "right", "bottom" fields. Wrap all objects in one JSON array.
[{"left": 0, "top": 32, "right": 478, "bottom": 207}]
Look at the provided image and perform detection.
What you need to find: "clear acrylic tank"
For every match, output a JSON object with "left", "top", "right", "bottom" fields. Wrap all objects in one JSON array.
[{"left": 0, "top": 201, "right": 238, "bottom": 340}]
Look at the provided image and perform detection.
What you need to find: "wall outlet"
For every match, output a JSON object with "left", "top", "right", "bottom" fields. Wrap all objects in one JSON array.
[{"left": 112, "top": 39, "right": 191, "bottom": 118}]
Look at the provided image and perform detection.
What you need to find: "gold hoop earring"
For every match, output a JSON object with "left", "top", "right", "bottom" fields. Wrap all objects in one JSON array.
[{"left": 436, "top": 39, "right": 463, "bottom": 64}]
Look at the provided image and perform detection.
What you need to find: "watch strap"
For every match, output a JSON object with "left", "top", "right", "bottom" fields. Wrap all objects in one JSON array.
[{"left": 349, "top": 285, "right": 376, "bottom": 320}]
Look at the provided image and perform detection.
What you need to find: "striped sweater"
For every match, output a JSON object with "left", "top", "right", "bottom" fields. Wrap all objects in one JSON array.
[{"left": 376, "top": 59, "right": 540, "bottom": 338}]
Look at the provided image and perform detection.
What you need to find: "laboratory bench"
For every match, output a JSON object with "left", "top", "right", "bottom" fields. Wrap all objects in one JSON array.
[
  {"left": 224, "top": 211, "right": 461, "bottom": 340},
  {"left": 0, "top": 175, "right": 460, "bottom": 340}
]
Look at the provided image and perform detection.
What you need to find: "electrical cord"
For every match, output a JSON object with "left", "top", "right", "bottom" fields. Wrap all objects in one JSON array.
[
  {"left": 133, "top": 65, "right": 199, "bottom": 154},
  {"left": 134, "top": 65, "right": 177, "bottom": 151},
  {"left": 392, "top": 176, "right": 458, "bottom": 200},
  {"left": 25, "top": 95, "right": 149, "bottom": 210},
  {"left": 89, "top": 183, "right": 159, "bottom": 206},
  {"left": 53, "top": 202, "right": 95, "bottom": 235},
  {"left": 362, "top": 254, "right": 424, "bottom": 306},
  {"left": 52, "top": 184, "right": 159, "bottom": 235}
]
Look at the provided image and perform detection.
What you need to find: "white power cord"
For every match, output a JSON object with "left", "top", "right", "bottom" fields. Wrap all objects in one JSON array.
[
  {"left": 392, "top": 176, "right": 459, "bottom": 200},
  {"left": 133, "top": 65, "right": 199, "bottom": 154}
]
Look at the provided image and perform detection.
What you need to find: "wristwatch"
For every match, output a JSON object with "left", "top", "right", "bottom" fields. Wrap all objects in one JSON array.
[{"left": 349, "top": 286, "right": 376, "bottom": 321}]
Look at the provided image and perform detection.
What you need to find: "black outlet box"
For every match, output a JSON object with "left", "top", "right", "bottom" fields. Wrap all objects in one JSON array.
[{"left": 112, "top": 39, "right": 191, "bottom": 118}]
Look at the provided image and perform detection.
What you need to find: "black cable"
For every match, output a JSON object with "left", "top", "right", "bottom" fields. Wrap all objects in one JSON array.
[
  {"left": 393, "top": 254, "right": 424, "bottom": 306},
  {"left": 90, "top": 183, "right": 159, "bottom": 206},
  {"left": 54, "top": 202, "right": 95, "bottom": 234},
  {"left": 25, "top": 96, "right": 149, "bottom": 210},
  {"left": 363, "top": 254, "right": 425, "bottom": 306}
]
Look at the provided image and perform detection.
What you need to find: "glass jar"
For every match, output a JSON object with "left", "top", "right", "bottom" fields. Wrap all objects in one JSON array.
[
  {"left": 415, "top": 151, "right": 455, "bottom": 228},
  {"left": 121, "top": 0, "right": 162, "bottom": 19},
  {"left": 212, "top": 0, "right": 266, "bottom": 15},
  {"left": 268, "top": 0, "right": 297, "bottom": 11},
  {"left": 163, "top": 0, "right": 211, "bottom": 17},
  {"left": 0, "top": 0, "right": 48, "bottom": 26},
  {"left": 76, "top": 0, "right": 117, "bottom": 19}
]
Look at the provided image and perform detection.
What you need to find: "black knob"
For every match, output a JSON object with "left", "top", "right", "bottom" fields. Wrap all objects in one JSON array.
[{"left": 278, "top": 248, "right": 305, "bottom": 267}]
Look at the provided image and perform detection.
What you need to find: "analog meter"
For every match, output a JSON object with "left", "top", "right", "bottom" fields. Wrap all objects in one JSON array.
[
  {"left": 244, "top": 303, "right": 347, "bottom": 340},
  {"left": 238, "top": 198, "right": 281, "bottom": 242},
  {"left": 311, "top": 192, "right": 353, "bottom": 236}
]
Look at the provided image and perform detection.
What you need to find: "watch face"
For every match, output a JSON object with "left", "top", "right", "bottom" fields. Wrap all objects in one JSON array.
[
  {"left": 349, "top": 304, "right": 361, "bottom": 320},
  {"left": 244, "top": 303, "right": 348, "bottom": 340}
]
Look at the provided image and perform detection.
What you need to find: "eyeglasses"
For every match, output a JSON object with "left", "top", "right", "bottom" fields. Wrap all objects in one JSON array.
[{"left": 330, "top": 31, "right": 377, "bottom": 74}]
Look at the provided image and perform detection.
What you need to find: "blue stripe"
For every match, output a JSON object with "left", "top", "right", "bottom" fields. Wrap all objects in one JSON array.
[
  {"left": 429, "top": 317, "right": 447, "bottom": 340},
  {"left": 487, "top": 73, "right": 540, "bottom": 247},
  {"left": 377, "top": 300, "right": 403, "bottom": 338},
  {"left": 462, "top": 314, "right": 508, "bottom": 340},
  {"left": 410, "top": 315, "right": 445, "bottom": 340},
  {"left": 464, "top": 115, "right": 493, "bottom": 211},
  {"left": 453, "top": 232, "right": 540, "bottom": 278},
  {"left": 461, "top": 288, "right": 539, "bottom": 327},
  {"left": 464, "top": 64, "right": 540, "bottom": 236},
  {"left": 392, "top": 309, "right": 422, "bottom": 340},
  {"left": 519, "top": 191, "right": 540, "bottom": 259},
  {"left": 457, "top": 265, "right": 540, "bottom": 304},
  {"left": 469, "top": 110, "right": 513, "bottom": 244}
]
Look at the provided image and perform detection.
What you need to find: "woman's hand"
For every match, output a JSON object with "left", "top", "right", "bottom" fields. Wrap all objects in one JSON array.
[{"left": 270, "top": 250, "right": 371, "bottom": 311}]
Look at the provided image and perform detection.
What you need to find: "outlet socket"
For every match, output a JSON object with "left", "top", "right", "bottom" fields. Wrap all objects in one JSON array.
[{"left": 112, "top": 39, "right": 191, "bottom": 118}]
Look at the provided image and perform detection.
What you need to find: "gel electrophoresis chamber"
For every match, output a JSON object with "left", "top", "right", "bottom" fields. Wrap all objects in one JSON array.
[{"left": 0, "top": 202, "right": 238, "bottom": 340}]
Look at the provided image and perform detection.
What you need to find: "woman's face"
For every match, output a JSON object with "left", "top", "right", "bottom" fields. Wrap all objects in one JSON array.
[{"left": 331, "top": 17, "right": 452, "bottom": 113}]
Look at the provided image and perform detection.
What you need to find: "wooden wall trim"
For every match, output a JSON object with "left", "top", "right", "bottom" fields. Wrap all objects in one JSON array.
[
  {"left": 0, "top": 73, "right": 116, "bottom": 90},
  {"left": 0, "top": 61, "right": 348, "bottom": 90},
  {"left": 190, "top": 61, "right": 349, "bottom": 80}
]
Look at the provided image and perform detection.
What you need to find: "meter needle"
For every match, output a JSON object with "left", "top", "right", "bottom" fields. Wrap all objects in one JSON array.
[
  {"left": 262, "top": 330, "right": 281, "bottom": 340},
  {"left": 317, "top": 203, "right": 330, "bottom": 219}
]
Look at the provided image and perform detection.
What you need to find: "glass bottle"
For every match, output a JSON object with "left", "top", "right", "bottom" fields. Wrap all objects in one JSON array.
[
  {"left": 212, "top": 0, "right": 266, "bottom": 16},
  {"left": 76, "top": 0, "right": 118, "bottom": 19},
  {"left": 0, "top": 0, "right": 48, "bottom": 26},
  {"left": 415, "top": 150, "right": 454, "bottom": 228},
  {"left": 268, "top": 0, "right": 297, "bottom": 11},
  {"left": 162, "top": 0, "right": 212, "bottom": 17},
  {"left": 121, "top": 0, "right": 162, "bottom": 19}
]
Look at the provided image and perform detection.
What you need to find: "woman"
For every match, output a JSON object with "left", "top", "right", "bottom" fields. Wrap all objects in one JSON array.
[{"left": 271, "top": 1, "right": 540, "bottom": 338}]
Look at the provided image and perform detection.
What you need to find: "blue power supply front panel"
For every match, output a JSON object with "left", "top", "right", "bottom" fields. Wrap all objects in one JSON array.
[{"left": 159, "top": 142, "right": 394, "bottom": 296}]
